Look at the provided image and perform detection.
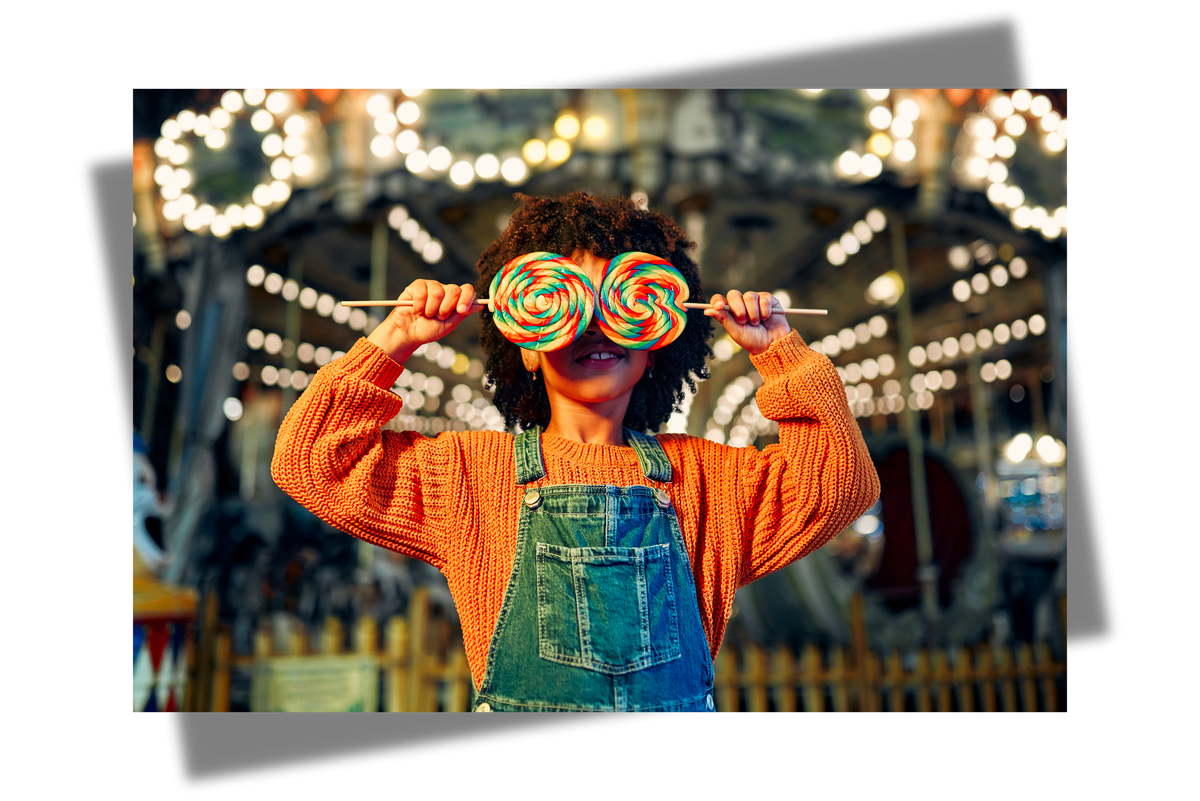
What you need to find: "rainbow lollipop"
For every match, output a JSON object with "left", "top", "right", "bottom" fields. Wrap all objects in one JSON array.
[
  {"left": 596, "top": 252, "right": 690, "bottom": 350},
  {"left": 488, "top": 252, "right": 595, "bottom": 351}
]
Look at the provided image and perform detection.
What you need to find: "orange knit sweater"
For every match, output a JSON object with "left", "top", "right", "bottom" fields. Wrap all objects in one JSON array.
[{"left": 272, "top": 329, "right": 880, "bottom": 689}]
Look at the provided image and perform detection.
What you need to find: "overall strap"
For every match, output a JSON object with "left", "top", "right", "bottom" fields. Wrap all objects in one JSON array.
[
  {"left": 624, "top": 428, "right": 673, "bottom": 484},
  {"left": 514, "top": 425, "right": 547, "bottom": 485}
]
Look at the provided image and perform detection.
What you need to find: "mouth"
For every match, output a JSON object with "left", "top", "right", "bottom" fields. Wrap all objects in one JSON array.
[{"left": 575, "top": 343, "right": 627, "bottom": 369}]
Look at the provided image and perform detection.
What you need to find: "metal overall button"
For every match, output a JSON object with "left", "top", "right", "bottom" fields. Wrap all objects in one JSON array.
[
  {"left": 654, "top": 488, "right": 671, "bottom": 508},
  {"left": 524, "top": 490, "right": 542, "bottom": 509},
  {"left": 475, "top": 702, "right": 492, "bottom": 712}
]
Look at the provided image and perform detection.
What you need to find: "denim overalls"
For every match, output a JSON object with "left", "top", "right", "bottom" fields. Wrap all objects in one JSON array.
[{"left": 472, "top": 426, "right": 716, "bottom": 712}]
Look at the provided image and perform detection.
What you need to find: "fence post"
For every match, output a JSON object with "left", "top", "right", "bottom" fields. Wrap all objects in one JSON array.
[
  {"left": 744, "top": 645, "right": 768, "bottom": 712},
  {"left": 714, "top": 648, "right": 737, "bottom": 712},
  {"left": 862, "top": 651, "right": 881, "bottom": 712},
  {"left": 996, "top": 646, "right": 1017, "bottom": 712},
  {"left": 800, "top": 643, "right": 823, "bottom": 712},
  {"left": 770, "top": 646, "right": 796, "bottom": 712},
  {"left": 829, "top": 647, "right": 848, "bottom": 712},
  {"left": 1035, "top": 643, "right": 1058, "bottom": 711},
  {"left": 953, "top": 647, "right": 974, "bottom": 712},
  {"left": 385, "top": 616, "right": 407, "bottom": 712},
  {"left": 849, "top": 592, "right": 871, "bottom": 711},
  {"left": 406, "top": 587, "right": 430, "bottom": 712},
  {"left": 354, "top": 616, "right": 377, "bottom": 656},
  {"left": 254, "top": 624, "right": 272, "bottom": 658},
  {"left": 446, "top": 646, "right": 471, "bottom": 712},
  {"left": 885, "top": 651, "right": 904, "bottom": 712},
  {"left": 932, "top": 650, "right": 953, "bottom": 711},
  {"left": 1017, "top": 643, "right": 1037, "bottom": 711},
  {"left": 914, "top": 651, "right": 932, "bottom": 712},
  {"left": 321, "top": 617, "right": 343, "bottom": 655},
  {"left": 976, "top": 646, "right": 996, "bottom": 712}
]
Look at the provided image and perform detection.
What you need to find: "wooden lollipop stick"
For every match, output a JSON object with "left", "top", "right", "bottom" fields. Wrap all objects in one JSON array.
[
  {"left": 680, "top": 302, "right": 827, "bottom": 316},
  {"left": 340, "top": 299, "right": 827, "bottom": 315}
]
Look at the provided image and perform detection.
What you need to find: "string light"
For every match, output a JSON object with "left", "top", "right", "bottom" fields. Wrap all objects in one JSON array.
[
  {"left": 957, "top": 90, "right": 1065, "bottom": 240},
  {"left": 155, "top": 89, "right": 310, "bottom": 236}
]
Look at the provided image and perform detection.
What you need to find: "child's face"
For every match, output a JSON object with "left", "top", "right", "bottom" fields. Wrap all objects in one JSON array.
[{"left": 521, "top": 250, "right": 655, "bottom": 406}]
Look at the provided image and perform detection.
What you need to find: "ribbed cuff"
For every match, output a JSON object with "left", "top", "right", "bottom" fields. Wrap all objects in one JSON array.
[
  {"left": 749, "top": 330, "right": 814, "bottom": 382},
  {"left": 333, "top": 338, "right": 406, "bottom": 389}
]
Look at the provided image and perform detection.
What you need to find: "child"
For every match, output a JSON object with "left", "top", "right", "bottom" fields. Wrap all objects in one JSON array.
[{"left": 272, "top": 192, "right": 880, "bottom": 712}]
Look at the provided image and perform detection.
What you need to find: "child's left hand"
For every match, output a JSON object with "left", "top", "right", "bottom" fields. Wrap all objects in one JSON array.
[{"left": 704, "top": 291, "right": 791, "bottom": 356}]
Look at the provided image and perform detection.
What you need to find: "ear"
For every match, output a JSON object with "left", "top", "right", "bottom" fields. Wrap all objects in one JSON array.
[{"left": 520, "top": 348, "right": 540, "bottom": 372}]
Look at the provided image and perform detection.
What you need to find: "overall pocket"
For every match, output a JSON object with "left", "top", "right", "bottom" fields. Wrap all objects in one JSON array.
[{"left": 535, "top": 541, "right": 680, "bottom": 674}]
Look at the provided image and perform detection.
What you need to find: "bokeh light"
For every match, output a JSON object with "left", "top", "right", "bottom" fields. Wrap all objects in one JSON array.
[
  {"left": 475, "top": 153, "right": 500, "bottom": 180},
  {"left": 523, "top": 139, "right": 547, "bottom": 164},
  {"left": 555, "top": 114, "right": 580, "bottom": 139},
  {"left": 584, "top": 116, "right": 608, "bottom": 139},
  {"left": 266, "top": 91, "right": 289, "bottom": 114},
  {"left": 895, "top": 98, "right": 920, "bottom": 121},
  {"left": 396, "top": 129, "right": 420, "bottom": 154},
  {"left": 397, "top": 101, "right": 421, "bottom": 125},
  {"left": 366, "top": 94, "right": 392, "bottom": 117},
  {"left": 427, "top": 146, "right": 452, "bottom": 171},
  {"left": 223, "top": 397, "right": 244, "bottom": 421}
]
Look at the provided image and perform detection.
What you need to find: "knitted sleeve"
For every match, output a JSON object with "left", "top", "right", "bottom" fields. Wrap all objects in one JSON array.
[
  {"left": 734, "top": 330, "right": 881, "bottom": 584},
  {"left": 270, "top": 338, "right": 465, "bottom": 570}
]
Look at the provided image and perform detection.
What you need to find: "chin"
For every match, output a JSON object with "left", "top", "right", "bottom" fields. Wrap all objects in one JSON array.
[{"left": 552, "top": 375, "right": 640, "bottom": 403}]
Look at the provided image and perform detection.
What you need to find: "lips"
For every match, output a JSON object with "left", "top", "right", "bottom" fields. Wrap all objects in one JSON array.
[{"left": 575, "top": 342, "right": 627, "bottom": 366}]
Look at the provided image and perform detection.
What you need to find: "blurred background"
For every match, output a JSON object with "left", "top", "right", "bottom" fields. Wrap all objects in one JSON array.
[{"left": 132, "top": 87, "right": 1066, "bottom": 712}]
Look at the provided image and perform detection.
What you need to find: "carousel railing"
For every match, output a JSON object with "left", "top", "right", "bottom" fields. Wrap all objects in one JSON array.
[
  {"left": 202, "top": 586, "right": 471, "bottom": 712},
  {"left": 195, "top": 590, "right": 1065, "bottom": 712}
]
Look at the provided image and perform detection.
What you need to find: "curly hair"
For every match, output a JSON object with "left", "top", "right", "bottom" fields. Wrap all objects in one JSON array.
[{"left": 475, "top": 192, "right": 713, "bottom": 434}]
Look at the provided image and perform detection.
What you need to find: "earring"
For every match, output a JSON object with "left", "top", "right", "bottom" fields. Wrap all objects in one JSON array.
[
  {"left": 530, "top": 369, "right": 538, "bottom": 382},
  {"left": 648, "top": 367, "right": 653, "bottom": 379}
]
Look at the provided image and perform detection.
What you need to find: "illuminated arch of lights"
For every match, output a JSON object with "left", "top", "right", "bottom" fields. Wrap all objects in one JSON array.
[
  {"left": 826, "top": 89, "right": 1066, "bottom": 257},
  {"left": 152, "top": 89, "right": 325, "bottom": 238},
  {"left": 154, "top": 89, "right": 596, "bottom": 242}
]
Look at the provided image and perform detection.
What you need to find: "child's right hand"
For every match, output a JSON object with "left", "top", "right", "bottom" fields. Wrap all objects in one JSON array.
[{"left": 367, "top": 279, "right": 481, "bottom": 363}]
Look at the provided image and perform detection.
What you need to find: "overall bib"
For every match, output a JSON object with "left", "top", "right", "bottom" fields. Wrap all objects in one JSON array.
[{"left": 472, "top": 426, "right": 716, "bottom": 712}]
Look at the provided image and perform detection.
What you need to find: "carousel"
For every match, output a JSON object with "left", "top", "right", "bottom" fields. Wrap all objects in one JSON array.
[{"left": 132, "top": 88, "right": 1067, "bottom": 711}]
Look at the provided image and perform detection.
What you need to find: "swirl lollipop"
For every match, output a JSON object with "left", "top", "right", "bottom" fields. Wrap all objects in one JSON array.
[
  {"left": 596, "top": 252, "right": 690, "bottom": 350},
  {"left": 488, "top": 252, "right": 595, "bottom": 351}
]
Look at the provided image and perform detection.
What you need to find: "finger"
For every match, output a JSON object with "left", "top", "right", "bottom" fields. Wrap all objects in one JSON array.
[
  {"left": 744, "top": 291, "right": 761, "bottom": 325},
  {"left": 438, "top": 285, "right": 461, "bottom": 320},
  {"left": 759, "top": 292, "right": 775, "bottom": 320},
  {"left": 726, "top": 290, "right": 748, "bottom": 324},
  {"left": 404, "top": 283, "right": 426, "bottom": 315},
  {"left": 706, "top": 294, "right": 728, "bottom": 321},
  {"left": 424, "top": 283, "right": 446, "bottom": 318},
  {"left": 456, "top": 284, "right": 477, "bottom": 314}
]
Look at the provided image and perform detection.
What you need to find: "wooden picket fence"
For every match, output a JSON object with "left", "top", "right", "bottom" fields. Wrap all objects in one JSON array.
[
  {"left": 713, "top": 639, "right": 1064, "bottom": 711},
  {"left": 200, "top": 589, "right": 1065, "bottom": 712},
  {"left": 206, "top": 587, "right": 473, "bottom": 712}
]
